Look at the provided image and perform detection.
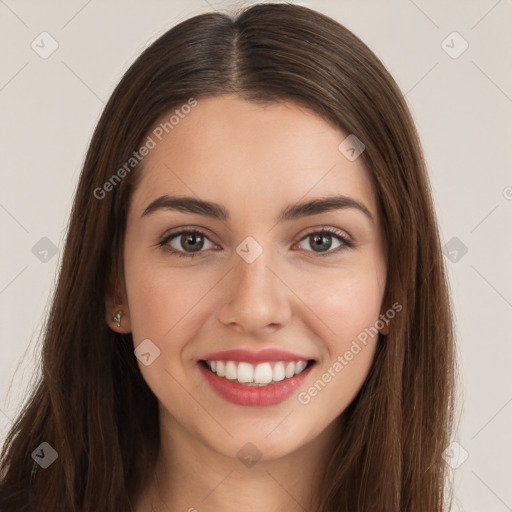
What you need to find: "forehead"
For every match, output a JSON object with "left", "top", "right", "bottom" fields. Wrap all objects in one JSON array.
[{"left": 130, "top": 95, "right": 377, "bottom": 220}]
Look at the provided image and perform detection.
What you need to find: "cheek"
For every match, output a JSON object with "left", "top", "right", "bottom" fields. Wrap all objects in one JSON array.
[
  {"left": 294, "top": 264, "right": 385, "bottom": 348},
  {"left": 124, "top": 254, "right": 220, "bottom": 342},
  {"left": 294, "top": 274, "right": 383, "bottom": 417},
  {"left": 325, "top": 276, "right": 383, "bottom": 341}
]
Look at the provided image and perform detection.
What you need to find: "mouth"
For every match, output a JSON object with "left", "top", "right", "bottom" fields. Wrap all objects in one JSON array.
[
  {"left": 197, "top": 358, "right": 316, "bottom": 406},
  {"left": 199, "top": 359, "right": 316, "bottom": 386}
]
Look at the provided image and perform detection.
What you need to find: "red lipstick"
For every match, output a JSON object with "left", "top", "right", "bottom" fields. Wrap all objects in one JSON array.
[{"left": 197, "top": 348, "right": 316, "bottom": 406}]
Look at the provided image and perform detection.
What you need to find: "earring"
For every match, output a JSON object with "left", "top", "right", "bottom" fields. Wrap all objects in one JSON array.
[{"left": 113, "top": 311, "right": 123, "bottom": 328}]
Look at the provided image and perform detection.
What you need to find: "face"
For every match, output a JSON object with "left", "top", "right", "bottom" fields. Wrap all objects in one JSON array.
[{"left": 112, "top": 95, "right": 387, "bottom": 462}]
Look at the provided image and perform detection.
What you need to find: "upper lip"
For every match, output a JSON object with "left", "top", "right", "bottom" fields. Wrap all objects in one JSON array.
[{"left": 199, "top": 348, "right": 315, "bottom": 364}]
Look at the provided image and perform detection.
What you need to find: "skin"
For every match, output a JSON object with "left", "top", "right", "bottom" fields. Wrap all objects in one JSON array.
[{"left": 106, "top": 95, "right": 388, "bottom": 511}]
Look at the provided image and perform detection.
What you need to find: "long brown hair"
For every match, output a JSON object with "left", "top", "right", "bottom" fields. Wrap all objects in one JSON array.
[{"left": 0, "top": 3, "right": 455, "bottom": 511}]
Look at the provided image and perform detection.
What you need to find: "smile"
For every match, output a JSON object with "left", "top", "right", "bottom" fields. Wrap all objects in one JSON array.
[
  {"left": 203, "top": 359, "right": 310, "bottom": 386},
  {"left": 198, "top": 359, "right": 316, "bottom": 406}
]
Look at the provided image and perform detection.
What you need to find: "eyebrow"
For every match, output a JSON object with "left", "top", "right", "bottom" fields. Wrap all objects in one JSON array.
[{"left": 141, "top": 194, "right": 374, "bottom": 223}]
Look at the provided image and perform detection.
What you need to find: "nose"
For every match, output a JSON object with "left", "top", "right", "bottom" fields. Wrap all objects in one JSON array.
[{"left": 217, "top": 248, "right": 292, "bottom": 336}]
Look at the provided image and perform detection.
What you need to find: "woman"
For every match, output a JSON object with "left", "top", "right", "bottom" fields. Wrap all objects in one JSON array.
[{"left": 0, "top": 3, "right": 455, "bottom": 511}]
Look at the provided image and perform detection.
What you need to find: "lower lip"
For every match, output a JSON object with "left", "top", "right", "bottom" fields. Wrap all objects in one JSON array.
[{"left": 198, "top": 361, "right": 315, "bottom": 406}]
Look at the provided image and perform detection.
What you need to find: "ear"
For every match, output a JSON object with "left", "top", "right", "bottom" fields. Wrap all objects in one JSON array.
[
  {"left": 105, "top": 278, "right": 132, "bottom": 334},
  {"left": 378, "top": 315, "right": 390, "bottom": 336},
  {"left": 377, "top": 300, "right": 393, "bottom": 336}
]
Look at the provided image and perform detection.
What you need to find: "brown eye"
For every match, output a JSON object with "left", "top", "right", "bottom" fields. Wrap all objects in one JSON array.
[
  {"left": 296, "top": 228, "right": 352, "bottom": 256},
  {"left": 158, "top": 229, "right": 216, "bottom": 258},
  {"left": 176, "top": 232, "right": 205, "bottom": 253}
]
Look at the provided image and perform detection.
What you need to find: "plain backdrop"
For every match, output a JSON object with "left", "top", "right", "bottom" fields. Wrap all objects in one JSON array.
[{"left": 1, "top": 1, "right": 511, "bottom": 510}]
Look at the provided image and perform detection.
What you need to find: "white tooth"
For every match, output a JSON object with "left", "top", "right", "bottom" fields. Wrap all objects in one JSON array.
[
  {"left": 216, "top": 361, "right": 225, "bottom": 377},
  {"left": 225, "top": 361, "right": 238, "bottom": 380},
  {"left": 210, "top": 361, "right": 217, "bottom": 372},
  {"left": 285, "top": 362, "right": 296, "bottom": 378},
  {"left": 272, "top": 362, "right": 286, "bottom": 382},
  {"left": 237, "top": 362, "right": 254, "bottom": 383},
  {"left": 254, "top": 362, "right": 273, "bottom": 384},
  {"left": 294, "top": 360, "right": 307, "bottom": 375}
]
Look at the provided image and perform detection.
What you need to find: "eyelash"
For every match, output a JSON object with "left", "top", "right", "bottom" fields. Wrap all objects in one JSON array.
[{"left": 156, "top": 226, "right": 354, "bottom": 259}]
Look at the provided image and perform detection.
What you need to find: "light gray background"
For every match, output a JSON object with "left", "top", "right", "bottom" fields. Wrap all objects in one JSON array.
[{"left": 1, "top": 1, "right": 511, "bottom": 510}]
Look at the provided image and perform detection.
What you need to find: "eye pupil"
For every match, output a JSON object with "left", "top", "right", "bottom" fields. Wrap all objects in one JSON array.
[
  {"left": 311, "top": 234, "right": 332, "bottom": 252},
  {"left": 182, "top": 233, "right": 204, "bottom": 252}
]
